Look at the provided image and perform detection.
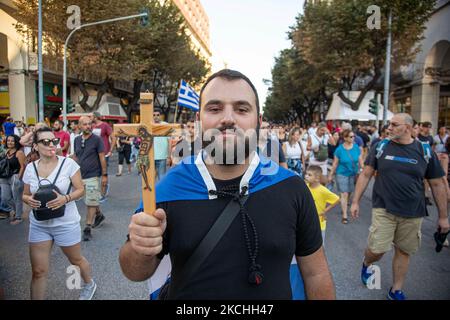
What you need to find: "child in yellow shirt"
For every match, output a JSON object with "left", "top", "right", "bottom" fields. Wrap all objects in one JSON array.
[{"left": 305, "top": 166, "right": 340, "bottom": 244}]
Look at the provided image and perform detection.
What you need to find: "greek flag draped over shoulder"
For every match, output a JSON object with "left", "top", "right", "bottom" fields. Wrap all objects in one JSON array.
[
  {"left": 177, "top": 80, "right": 199, "bottom": 111},
  {"left": 138, "top": 152, "right": 305, "bottom": 300}
]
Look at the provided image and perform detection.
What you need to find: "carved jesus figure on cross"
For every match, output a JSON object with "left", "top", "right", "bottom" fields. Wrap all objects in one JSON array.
[{"left": 113, "top": 92, "right": 180, "bottom": 214}]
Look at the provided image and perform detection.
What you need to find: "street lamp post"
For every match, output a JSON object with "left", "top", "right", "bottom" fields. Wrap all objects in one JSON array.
[
  {"left": 38, "top": 0, "right": 44, "bottom": 122},
  {"left": 383, "top": 9, "right": 392, "bottom": 126},
  {"left": 63, "top": 12, "right": 148, "bottom": 128}
]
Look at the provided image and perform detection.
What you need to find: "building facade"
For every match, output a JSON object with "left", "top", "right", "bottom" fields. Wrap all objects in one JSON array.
[
  {"left": 0, "top": 0, "right": 211, "bottom": 125},
  {"left": 0, "top": 0, "right": 37, "bottom": 124},
  {"left": 171, "top": 0, "right": 211, "bottom": 63},
  {"left": 305, "top": 0, "right": 450, "bottom": 129},
  {"left": 392, "top": 0, "right": 450, "bottom": 130}
]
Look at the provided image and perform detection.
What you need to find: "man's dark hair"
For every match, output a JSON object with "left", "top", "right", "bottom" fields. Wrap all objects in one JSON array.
[
  {"left": 54, "top": 119, "right": 64, "bottom": 127},
  {"left": 421, "top": 121, "right": 432, "bottom": 128},
  {"left": 380, "top": 125, "right": 389, "bottom": 134},
  {"left": 199, "top": 69, "right": 260, "bottom": 117}
]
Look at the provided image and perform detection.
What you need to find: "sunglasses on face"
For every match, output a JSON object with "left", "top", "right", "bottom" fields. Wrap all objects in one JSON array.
[{"left": 38, "top": 138, "right": 60, "bottom": 147}]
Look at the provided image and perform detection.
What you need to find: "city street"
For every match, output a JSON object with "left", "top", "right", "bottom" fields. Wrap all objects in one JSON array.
[{"left": 0, "top": 155, "right": 449, "bottom": 300}]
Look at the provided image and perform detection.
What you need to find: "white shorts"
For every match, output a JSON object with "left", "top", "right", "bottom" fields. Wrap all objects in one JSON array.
[
  {"left": 309, "top": 159, "right": 328, "bottom": 176},
  {"left": 29, "top": 222, "right": 81, "bottom": 247}
]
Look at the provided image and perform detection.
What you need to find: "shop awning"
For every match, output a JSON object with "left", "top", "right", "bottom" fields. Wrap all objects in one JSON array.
[{"left": 326, "top": 91, "right": 394, "bottom": 121}]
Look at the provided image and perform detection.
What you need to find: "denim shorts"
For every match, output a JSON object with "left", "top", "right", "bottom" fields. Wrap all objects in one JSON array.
[
  {"left": 29, "top": 222, "right": 81, "bottom": 247},
  {"left": 335, "top": 174, "right": 356, "bottom": 193}
]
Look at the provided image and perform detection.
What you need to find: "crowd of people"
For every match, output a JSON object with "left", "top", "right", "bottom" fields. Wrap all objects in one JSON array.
[
  {"left": 0, "top": 112, "right": 121, "bottom": 300},
  {"left": 1, "top": 70, "right": 449, "bottom": 301},
  {"left": 120, "top": 70, "right": 449, "bottom": 301}
]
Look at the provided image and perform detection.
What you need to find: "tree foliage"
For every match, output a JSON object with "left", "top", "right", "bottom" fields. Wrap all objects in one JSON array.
[
  {"left": 264, "top": 48, "right": 329, "bottom": 126},
  {"left": 14, "top": 0, "right": 209, "bottom": 116},
  {"left": 292, "top": 0, "right": 435, "bottom": 110}
]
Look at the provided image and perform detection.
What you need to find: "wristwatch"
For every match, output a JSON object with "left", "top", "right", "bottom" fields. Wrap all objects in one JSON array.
[{"left": 102, "top": 173, "right": 108, "bottom": 177}]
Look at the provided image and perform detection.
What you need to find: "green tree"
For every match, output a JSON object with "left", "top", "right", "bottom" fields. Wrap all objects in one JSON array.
[
  {"left": 13, "top": 0, "right": 208, "bottom": 116},
  {"left": 292, "top": 0, "right": 435, "bottom": 110},
  {"left": 264, "top": 47, "right": 329, "bottom": 126}
]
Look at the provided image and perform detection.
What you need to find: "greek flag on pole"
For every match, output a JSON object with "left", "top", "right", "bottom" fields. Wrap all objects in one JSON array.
[{"left": 177, "top": 80, "right": 200, "bottom": 111}]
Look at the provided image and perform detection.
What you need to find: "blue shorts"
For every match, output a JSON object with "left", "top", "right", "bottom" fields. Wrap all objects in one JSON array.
[
  {"left": 335, "top": 174, "right": 356, "bottom": 193},
  {"left": 29, "top": 222, "right": 81, "bottom": 247}
]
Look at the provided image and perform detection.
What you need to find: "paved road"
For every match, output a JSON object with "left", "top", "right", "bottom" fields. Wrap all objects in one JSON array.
[{"left": 1, "top": 156, "right": 449, "bottom": 300}]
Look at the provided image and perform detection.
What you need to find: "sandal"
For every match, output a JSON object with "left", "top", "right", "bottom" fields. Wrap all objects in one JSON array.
[
  {"left": 342, "top": 218, "right": 349, "bottom": 224},
  {"left": 10, "top": 218, "right": 23, "bottom": 225}
]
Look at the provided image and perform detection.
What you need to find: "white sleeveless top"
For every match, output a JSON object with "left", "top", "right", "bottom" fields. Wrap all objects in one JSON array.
[{"left": 284, "top": 142, "right": 302, "bottom": 159}]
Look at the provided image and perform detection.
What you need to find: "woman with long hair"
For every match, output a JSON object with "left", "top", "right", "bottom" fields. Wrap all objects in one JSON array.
[
  {"left": 0, "top": 134, "right": 25, "bottom": 224},
  {"left": 22, "top": 127, "right": 96, "bottom": 300},
  {"left": 328, "top": 129, "right": 364, "bottom": 224},
  {"left": 282, "top": 127, "right": 306, "bottom": 177}
]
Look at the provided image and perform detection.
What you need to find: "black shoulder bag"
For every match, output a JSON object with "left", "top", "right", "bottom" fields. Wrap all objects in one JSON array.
[
  {"left": 32, "top": 158, "right": 72, "bottom": 221},
  {"left": 159, "top": 193, "right": 249, "bottom": 300}
]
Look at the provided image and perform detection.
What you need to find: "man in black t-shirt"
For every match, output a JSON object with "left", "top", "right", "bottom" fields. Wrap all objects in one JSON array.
[
  {"left": 119, "top": 69, "right": 335, "bottom": 300},
  {"left": 417, "top": 121, "right": 436, "bottom": 206},
  {"left": 418, "top": 121, "right": 434, "bottom": 146},
  {"left": 351, "top": 113, "right": 449, "bottom": 300},
  {"left": 73, "top": 116, "right": 108, "bottom": 241}
]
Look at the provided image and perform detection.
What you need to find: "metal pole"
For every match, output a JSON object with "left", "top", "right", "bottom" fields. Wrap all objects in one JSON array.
[
  {"left": 62, "top": 12, "right": 148, "bottom": 128},
  {"left": 63, "top": 27, "right": 79, "bottom": 130},
  {"left": 383, "top": 9, "right": 392, "bottom": 126},
  {"left": 38, "top": 0, "right": 44, "bottom": 122},
  {"left": 375, "top": 93, "right": 380, "bottom": 131}
]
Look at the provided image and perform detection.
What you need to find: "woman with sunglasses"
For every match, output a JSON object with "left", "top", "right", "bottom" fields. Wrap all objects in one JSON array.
[
  {"left": 0, "top": 134, "right": 25, "bottom": 224},
  {"left": 328, "top": 129, "right": 364, "bottom": 224},
  {"left": 22, "top": 127, "right": 96, "bottom": 300}
]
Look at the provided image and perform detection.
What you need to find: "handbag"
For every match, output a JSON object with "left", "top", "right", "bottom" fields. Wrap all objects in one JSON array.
[
  {"left": 31, "top": 158, "right": 71, "bottom": 221},
  {"left": 159, "top": 194, "right": 249, "bottom": 300},
  {"left": 0, "top": 156, "right": 11, "bottom": 179},
  {"left": 313, "top": 136, "right": 328, "bottom": 162},
  {"left": 345, "top": 146, "right": 359, "bottom": 184}
]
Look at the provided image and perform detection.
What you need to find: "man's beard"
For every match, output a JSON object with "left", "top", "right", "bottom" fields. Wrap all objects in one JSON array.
[
  {"left": 83, "top": 129, "right": 91, "bottom": 135},
  {"left": 54, "top": 127, "right": 60, "bottom": 132},
  {"left": 202, "top": 125, "right": 257, "bottom": 166}
]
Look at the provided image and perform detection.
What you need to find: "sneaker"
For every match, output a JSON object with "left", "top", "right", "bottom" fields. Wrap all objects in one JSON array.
[
  {"left": 92, "top": 213, "right": 105, "bottom": 229},
  {"left": 361, "top": 262, "right": 373, "bottom": 287},
  {"left": 388, "top": 287, "right": 406, "bottom": 300},
  {"left": 83, "top": 227, "right": 92, "bottom": 241},
  {"left": 79, "top": 280, "right": 97, "bottom": 300}
]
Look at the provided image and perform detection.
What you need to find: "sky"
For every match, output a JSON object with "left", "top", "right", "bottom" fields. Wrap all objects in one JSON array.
[{"left": 202, "top": 0, "right": 305, "bottom": 113}]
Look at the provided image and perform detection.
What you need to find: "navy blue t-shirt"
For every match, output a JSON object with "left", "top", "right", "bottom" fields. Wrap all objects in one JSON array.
[
  {"left": 366, "top": 140, "right": 444, "bottom": 218},
  {"left": 74, "top": 134, "right": 104, "bottom": 179}
]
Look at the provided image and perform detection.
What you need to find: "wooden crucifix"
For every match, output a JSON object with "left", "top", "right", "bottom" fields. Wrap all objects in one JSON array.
[{"left": 113, "top": 92, "right": 180, "bottom": 215}]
